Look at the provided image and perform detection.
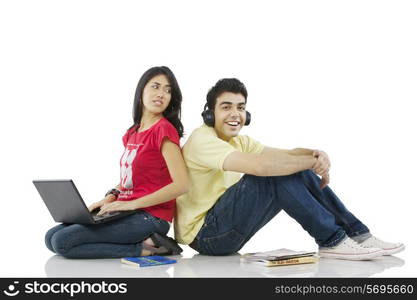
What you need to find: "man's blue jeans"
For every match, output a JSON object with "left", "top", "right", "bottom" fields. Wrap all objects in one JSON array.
[
  {"left": 45, "top": 210, "right": 170, "bottom": 258},
  {"left": 194, "top": 170, "right": 369, "bottom": 256}
]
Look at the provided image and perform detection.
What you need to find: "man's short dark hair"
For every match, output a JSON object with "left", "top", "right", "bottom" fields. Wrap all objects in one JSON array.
[{"left": 206, "top": 78, "right": 248, "bottom": 110}]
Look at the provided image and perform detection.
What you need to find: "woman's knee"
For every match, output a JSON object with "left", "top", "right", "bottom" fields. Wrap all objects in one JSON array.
[
  {"left": 45, "top": 230, "right": 55, "bottom": 252},
  {"left": 44, "top": 234, "right": 55, "bottom": 253},
  {"left": 50, "top": 230, "right": 72, "bottom": 257},
  {"left": 45, "top": 224, "right": 66, "bottom": 253}
]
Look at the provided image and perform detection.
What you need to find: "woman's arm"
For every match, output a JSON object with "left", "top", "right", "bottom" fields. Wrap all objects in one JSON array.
[
  {"left": 97, "top": 139, "right": 189, "bottom": 215},
  {"left": 133, "top": 138, "right": 190, "bottom": 207}
]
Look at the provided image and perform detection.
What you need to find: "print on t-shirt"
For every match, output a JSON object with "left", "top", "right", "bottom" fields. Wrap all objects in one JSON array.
[{"left": 120, "top": 143, "right": 143, "bottom": 190}]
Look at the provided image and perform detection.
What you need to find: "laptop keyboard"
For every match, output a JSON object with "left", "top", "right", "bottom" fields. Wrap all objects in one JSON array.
[{"left": 92, "top": 211, "right": 120, "bottom": 220}]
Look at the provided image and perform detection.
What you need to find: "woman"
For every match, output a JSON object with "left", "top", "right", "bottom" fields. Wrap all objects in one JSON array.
[{"left": 45, "top": 66, "right": 189, "bottom": 258}]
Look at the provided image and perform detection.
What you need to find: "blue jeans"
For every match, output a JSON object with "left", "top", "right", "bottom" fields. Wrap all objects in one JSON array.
[
  {"left": 45, "top": 210, "right": 170, "bottom": 258},
  {"left": 194, "top": 170, "right": 369, "bottom": 255}
]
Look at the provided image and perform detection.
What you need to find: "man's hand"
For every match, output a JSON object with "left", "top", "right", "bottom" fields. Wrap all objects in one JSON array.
[
  {"left": 311, "top": 150, "right": 331, "bottom": 189},
  {"left": 97, "top": 200, "right": 137, "bottom": 216},
  {"left": 312, "top": 149, "right": 331, "bottom": 176},
  {"left": 88, "top": 194, "right": 116, "bottom": 212},
  {"left": 320, "top": 172, "right": 330, "bottom": 189}
]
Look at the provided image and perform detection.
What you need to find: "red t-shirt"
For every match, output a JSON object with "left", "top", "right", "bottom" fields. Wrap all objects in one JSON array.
[{"left": 118, "top": 117, "right": 180, "bottom": 222}]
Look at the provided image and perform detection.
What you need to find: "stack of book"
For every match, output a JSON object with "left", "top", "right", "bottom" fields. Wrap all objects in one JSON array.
[{"left": 241, "top": 248, "right": 318, "bottom": 267}]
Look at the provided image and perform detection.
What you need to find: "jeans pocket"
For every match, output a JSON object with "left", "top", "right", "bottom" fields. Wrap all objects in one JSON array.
[{"left": 201, "top": 229, "right": 245, "bottom": 256}]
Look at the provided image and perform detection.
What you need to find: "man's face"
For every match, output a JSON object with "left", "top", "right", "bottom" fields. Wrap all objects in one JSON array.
[{"left": 213, "top": 92, "right": 246, "bottom": 141}]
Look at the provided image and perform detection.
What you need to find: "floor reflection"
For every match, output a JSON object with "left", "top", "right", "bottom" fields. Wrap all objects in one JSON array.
[
  {"left": 45, "top": 255, "right": 174, "bottom": 277},
  {"left": 45, "top": 254, "right": 404, "bottom": 278}
]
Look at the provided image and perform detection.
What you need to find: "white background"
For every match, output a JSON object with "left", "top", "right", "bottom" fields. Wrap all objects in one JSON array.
[{"left": 0, "top": 0, "right": 416, "bottom": 277}]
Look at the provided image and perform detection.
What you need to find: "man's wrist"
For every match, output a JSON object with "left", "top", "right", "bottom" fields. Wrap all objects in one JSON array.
[{"left": 306, "top": 155, "right": 319, "bottom": 169}]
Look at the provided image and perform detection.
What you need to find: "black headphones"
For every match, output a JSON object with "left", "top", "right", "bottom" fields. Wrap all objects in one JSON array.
[{"left": 201, "top": 103, "right": 251, "bottom": 127}]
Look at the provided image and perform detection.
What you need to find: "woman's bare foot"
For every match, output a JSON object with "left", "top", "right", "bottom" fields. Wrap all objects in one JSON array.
[
  {"left": 140, "top": 237, "right": 157, "bottom": 256},
  {"left": 140, "top": 248, "right": 153, "bottom": 256},
  {"left": 143, "top": 237, "right": 155, "bottom": 247}
]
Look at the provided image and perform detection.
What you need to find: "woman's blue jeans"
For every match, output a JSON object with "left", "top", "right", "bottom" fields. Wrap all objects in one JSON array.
[
  {"left": 45, "top": 210, "right": 170, "bottom": 258},
  {"left": 194, "top": 170, "right": 369, "bottom": 255}
]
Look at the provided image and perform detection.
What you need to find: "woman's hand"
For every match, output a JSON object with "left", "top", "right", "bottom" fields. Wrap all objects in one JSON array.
[
  {"left": 97, "top": 200, "right": 137, "bottom": 216},
  {"left": 88, "top": 194, "right": 117, "bottom": 212}
]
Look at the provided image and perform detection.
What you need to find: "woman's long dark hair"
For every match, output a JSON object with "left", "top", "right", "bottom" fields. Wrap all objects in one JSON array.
[{"left": 130, "top": 66, "right": 184, "bottom": 137}]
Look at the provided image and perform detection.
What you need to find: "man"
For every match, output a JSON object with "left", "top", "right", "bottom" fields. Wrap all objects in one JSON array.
[{"left": 174, "top": 78, "right": 404, "bottom": 260}]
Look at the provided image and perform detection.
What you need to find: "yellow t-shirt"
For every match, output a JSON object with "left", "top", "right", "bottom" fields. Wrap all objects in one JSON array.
[{"left": 174, "top": 125, "right": 264, "bottom": 244}]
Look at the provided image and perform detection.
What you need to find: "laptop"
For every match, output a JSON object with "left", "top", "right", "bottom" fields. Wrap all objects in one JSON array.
[{"left": 33, "top": 179, "right": 136, "bottom": 224}]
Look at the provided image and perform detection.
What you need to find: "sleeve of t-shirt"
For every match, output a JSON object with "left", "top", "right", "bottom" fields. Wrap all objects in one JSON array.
[
  {"left": 154, "top": 120, "right": 180, "bottom": 149},
  {"left": 237, "top": 135, "right": 265, "bottom": 154},
  {"left": 122, "top": 128, "right": 133, "bottom": 147},
  {"left": 186, "top": 130, "right": 237, "bottom": 170}
]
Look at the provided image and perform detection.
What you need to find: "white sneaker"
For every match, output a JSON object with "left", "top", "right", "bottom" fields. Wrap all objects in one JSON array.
[
  {"left": 359, "top": 236, "right": 405, "bottom": 256},
  {"left": 319, "top": 237, "right": 384, "bottom": 261}
]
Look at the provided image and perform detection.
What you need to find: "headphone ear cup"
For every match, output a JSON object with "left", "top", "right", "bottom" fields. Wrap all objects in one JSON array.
[
  {"left": 245, "top": 111, "right": 251, "bottom": 126},
  {"left": 201, "top": 110, "right": 215, "bottom": 127}
]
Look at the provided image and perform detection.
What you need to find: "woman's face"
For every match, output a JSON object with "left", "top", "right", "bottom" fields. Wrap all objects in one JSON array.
[{"left": 141, "top": 74, "right": 172, "bottom": 115}]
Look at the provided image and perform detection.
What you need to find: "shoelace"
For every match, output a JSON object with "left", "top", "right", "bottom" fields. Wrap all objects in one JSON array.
[
  {"left": 362, "top": 236, "right": 389, "bottom": 248},
  {"left": 344, "top": 238, "right": 366, "bottom": 249}
]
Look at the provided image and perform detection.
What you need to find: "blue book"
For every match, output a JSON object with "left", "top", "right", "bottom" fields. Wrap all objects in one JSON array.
[{"left": 121, "top": 256, "right": 177, "bottom": 267}]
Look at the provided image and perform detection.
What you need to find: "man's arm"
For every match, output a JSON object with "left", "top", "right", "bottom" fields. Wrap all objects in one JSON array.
[
  {"left": 286, "top": 148, "right": 314, "bottom": 156},
  {"left": 223, "top": 146, "right": 317, "bottom": 176}
]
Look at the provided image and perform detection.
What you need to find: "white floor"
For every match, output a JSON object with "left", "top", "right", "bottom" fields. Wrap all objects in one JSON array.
[
  {"left": 1, "top": 208, "right": 414, "bottom": 278},
  {"left": 1, "top": 178, "right": 415, "bottom": 279},
  {"left": 42, "top": 249, "right": 406, "bottom": 278}
]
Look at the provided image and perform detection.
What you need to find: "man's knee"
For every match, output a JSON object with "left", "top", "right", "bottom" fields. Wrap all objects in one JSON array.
[{"left": 268, "top": 172, "right": 303, "bottom": 185}]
